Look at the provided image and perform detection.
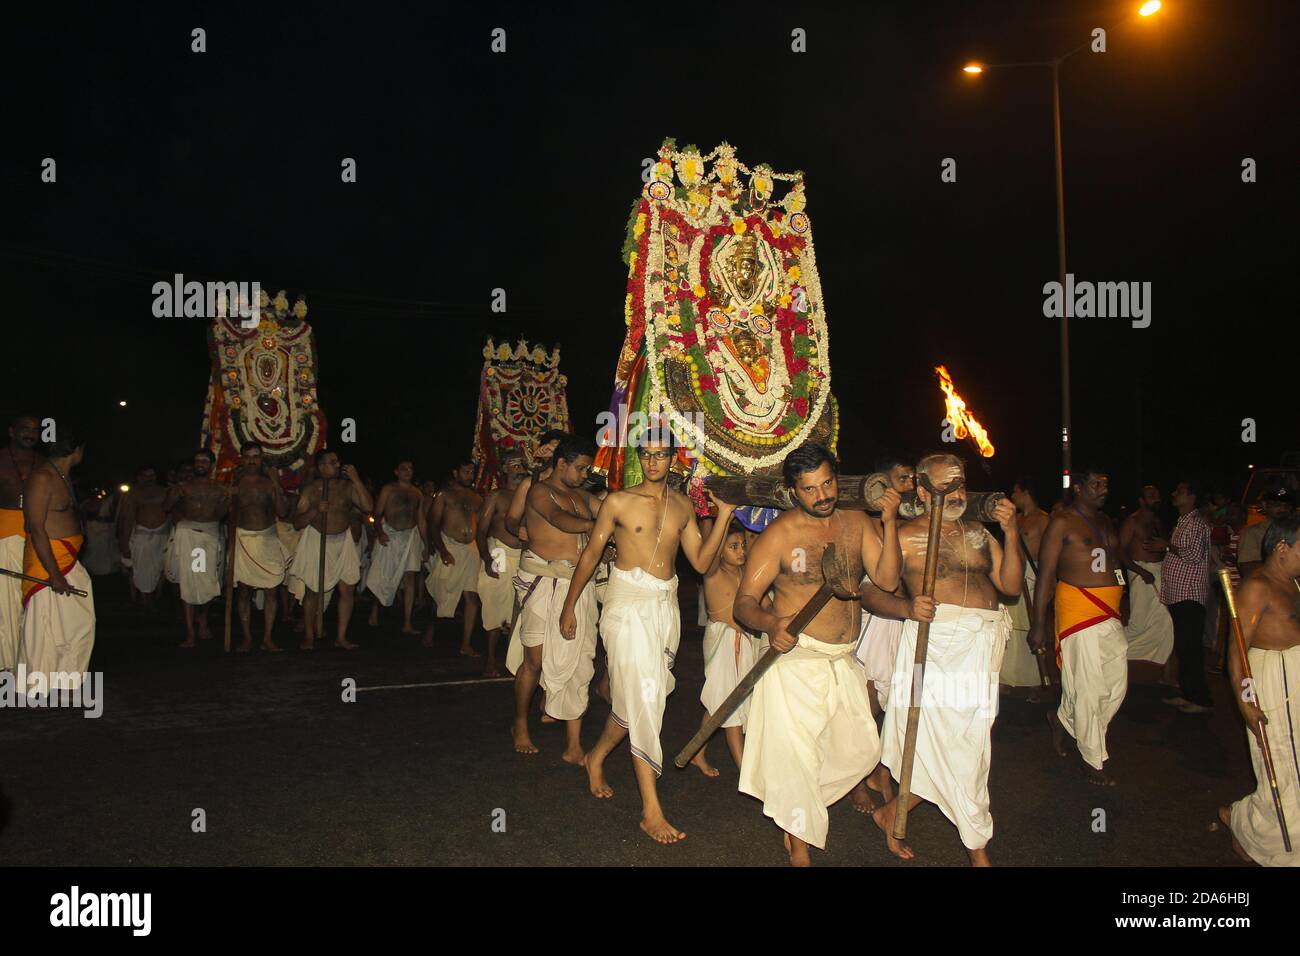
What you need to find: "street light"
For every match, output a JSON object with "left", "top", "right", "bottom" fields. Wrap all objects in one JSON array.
[
  {"left": 118, "top": 400, "right": 127, "bottom": 407},
  {"left": 963, "top": 3, "right": 1162, "bottom": 490}
]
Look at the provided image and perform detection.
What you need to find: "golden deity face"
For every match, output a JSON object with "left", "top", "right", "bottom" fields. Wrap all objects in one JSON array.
[{"left": 730, "top": 237, "right": 760, "bottom": 300}]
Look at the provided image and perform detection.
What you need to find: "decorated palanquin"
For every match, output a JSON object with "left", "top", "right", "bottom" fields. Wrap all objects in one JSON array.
[
  {"left": 472, "top": 337, "right": 572, "bottom": 493},
  {"left": 594, "top": 139, "right": 838, "bottom": 524},
  {"left": 200, "top": 289, "right": 325, "bottom": 487}
]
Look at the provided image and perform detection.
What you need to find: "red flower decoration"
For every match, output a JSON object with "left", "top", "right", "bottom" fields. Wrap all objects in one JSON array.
[
  {"left": 773, "top": 425, "right": 787, "bottom": 436},
  {"left": 697, "top": 375, "right": 716, "bottom": 391},
  {"left": 792, "top": 397, "right": 809, "bottom": 418}
]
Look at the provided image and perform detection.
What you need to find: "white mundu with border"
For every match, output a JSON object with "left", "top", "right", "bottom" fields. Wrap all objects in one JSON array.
[
  {"left": 506, "top": 551, "right": 598, "bottom": 720},
  {"left": 366, "top": 522, "right": 423, "bottom": 606},
  {"left": 172, "top": 519, "right": 224, "bottom": 605}
]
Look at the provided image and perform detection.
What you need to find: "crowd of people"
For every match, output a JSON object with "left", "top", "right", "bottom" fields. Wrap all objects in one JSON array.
[{"left": 2, "top": 410, "right": 1297, "bottom": 867}]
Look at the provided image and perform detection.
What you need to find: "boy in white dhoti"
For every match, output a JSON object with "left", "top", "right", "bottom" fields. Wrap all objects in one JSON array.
[
  {"left": 162, "top": 449, "right": 229, "bottom": 647},
  {"left": 1119, "top": 485, "right": 1175, "bottom": 668},
  {"left": 1034, "top": 465, "right": 1150, "bottom": 786},
  {"left": 230, "top": 442, "right": 290, "bottom": 652},
  {"left": 423, "top": 460, "right": 483, "bottom": 656},
  {"left": 118, "top": 466, "right": 171, "bottom": 606},
  {"left": 1218, "top": 516, "right": 1300, "bottom": 866},
  {"left": 476, "top": 452, "right": 525, "bottom": 676},
  {"left": 693, "top": 521, "right": 753, "bottom": 775},
  {"left": 562, "top": 431, "right": 736, "bottom": 845},
  {"left": 734, "top": 443, "right": 902, "bottom": 865},
  {"left": 17, "top": 432, "right": 95, "bottom": 694},
  {"left": 863, "top": 453, "right": 1021, "bottom": 866},
  {"left": 366, "top": 460, "right": 428, "bottom": 635},
  {"left": 509, "top": 437, "right": 603, "bottom": 761},
  {"left": 291, "top": 451, "right": 374, "bottom": 650},
  {"left": 1, "top": 414, "right": 43, "bottom": 672}
]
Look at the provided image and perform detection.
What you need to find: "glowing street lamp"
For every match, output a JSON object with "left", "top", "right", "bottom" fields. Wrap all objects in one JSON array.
[
  {"left": 963, "top": 63, "right": 984, "bottom": 74},
  {"left": 1139, "top": 1, "right": 1162, "bottom": 16},
  {"left": 118, "top": 400, "right": 127, "bottom": 407}
]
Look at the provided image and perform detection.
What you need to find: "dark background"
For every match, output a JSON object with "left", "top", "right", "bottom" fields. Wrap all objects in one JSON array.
[{"left": 4, "top": 1, "right": 1295, "bottom": 509}]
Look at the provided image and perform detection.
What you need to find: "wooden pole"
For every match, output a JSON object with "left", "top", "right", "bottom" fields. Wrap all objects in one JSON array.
[
  {"left": 223, "top": 492, "right": 238, "bottom": 654},
  {"left": 0, "top": 566, "right": 89, "bottom": 597},
  {"left": 674, "top": 544, "right": 843, "bottom": 769},
  {"left": 1218, "top": 568, "right": 1291, "bottom": 852},
  {"left": 703, "top": 473, "right": 1007, "bottom": 522},
  {"left": 1015, "top": 534, "right": 1052, "bottom": 688},
  {"left": 316, "top": 476, "right": 329, "bottom": 643},
  {"left": 892, "top": 473, "right": 963, "bottom": 841}
]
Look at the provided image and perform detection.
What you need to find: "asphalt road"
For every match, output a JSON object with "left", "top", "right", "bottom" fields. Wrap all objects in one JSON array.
[{"left": 0, "top": 574, "right": 1260, "bottom": 866}]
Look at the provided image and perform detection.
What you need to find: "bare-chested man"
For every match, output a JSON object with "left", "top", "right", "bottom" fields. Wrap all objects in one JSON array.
[
  {"left": 423, "top": 459, "right": 483, "bottom": 656},
  {"left": 290, "top": 450, "right": 374, "bottom": 650},
  {"left": 1032, "top": 465, "right": 1147, "bottom": 786},
  {"left": 693, "top": 522, "right": 753, "bottom": 776},
  {"left": 117, "top": 465, "right": 170, "bottom": 607},
  {"left": 509, "top": 436, "right": 604, "bottom": 757},
  {"left": 366, "top": 460, "right": 427, "bottom": 635},
  {"left": 18, "top": 431, "right": 95, "bottom": 695},
  {"left": 503, "top": 429, "right": 568, "bottom": 541},
  {"left": 561, "top": 431, "right": 736, "bottom": 845},
  {"left": 1218, "top": 514, "right": 1300, "bottom": 866},
  {"left": 229, "top": 441, "right": 289, "bottom": 653},
  {"left": 1119, "top": 484, "right": 1175, "bottom": 672},
  {"left": 733, "top": 443, "right": 901, "bottom": 865},
  {"left": 476, "top": 452, "right": 526, "bottom": 677},
  {"left": 162, "top": 449, "right": 229, "bottom": 647},
  {"left": 864, "top": 452, "right": 1020, "bottom": 866},
  {"left": 1000, "top": 475, "right": 1053, "bottom": 693},
  {"left": 1, "top": 413, "right": 43, "bottom": 672}
]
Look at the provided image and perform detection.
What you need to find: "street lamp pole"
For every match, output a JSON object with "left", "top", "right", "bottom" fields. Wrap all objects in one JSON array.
[{"left": 1050, "top": 58, "right": 1071, "bottom": 489}]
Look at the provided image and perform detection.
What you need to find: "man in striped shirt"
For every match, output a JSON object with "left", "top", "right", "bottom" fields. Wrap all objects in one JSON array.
[{"left": 1160, "top": 480, "right": 1214, "bottom": 713}]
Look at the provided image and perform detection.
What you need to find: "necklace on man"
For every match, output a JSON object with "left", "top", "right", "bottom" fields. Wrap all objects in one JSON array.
[{"left": 8, "top": 448, "right": 31, "bottom": 508}]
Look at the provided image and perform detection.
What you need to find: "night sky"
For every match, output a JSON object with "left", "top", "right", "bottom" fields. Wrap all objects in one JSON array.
[{"left": 5, "top": 1, "right": 1296, "bottom": 510}]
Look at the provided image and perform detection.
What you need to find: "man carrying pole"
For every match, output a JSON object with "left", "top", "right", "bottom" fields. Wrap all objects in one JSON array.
[
  {"left": 863, "top": 452, "right": 1021, "bottom": 866},
  {"left": 1218, "top": 514, "right": 1300, "bottom": 866},
  {"left": 730, "top": 443, "right": 902, "bottom": 866}
]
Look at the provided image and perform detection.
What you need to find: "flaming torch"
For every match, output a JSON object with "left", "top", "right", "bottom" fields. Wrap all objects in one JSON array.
[{"left": 936, "top": 364, "right": 995, "bottom": 458}]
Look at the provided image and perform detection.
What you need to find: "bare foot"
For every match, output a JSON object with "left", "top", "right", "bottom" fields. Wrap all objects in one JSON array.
[
  {"left": 299, "top": 640, "right": 315, "bottom": 651},
  {"left": 871, "top": 803, "right": 916, "bottom": 860},
  {"left": 690, "top": 750, "right": 721, "bottom": 778},
  {"left": 334, "top": 639, "right": 359, "bottom": 651},
  {"left": 459, "top": 647, "right": 482, "bottom": 658},
  {"left": 639, "top": 813, "right": 686, "bottom": 844},
  {"left": 867, "top": 764, "right": 894, "bottom": 804},
  {"left": 482, "top": 664, "right": 502, "bottom": 678},
  {"left": 401, "top": 626, "right": 419, "bottom": 636},
  {"left": 968, "top": 847, "right": 992, "bottom": 866},
  {"left": 178, "top": 639, "right": 196, "bottom": 649},
  {"left": 849, "top": 781, "right": 875, "bottom": 814},
  {"left": 260, "top": 640, "right": 283, "bottom": 653},
  {"left": 783, "top": 832, "right": 811, "bottom": 867},
  {"left": 236, "top": 638, "right": 252, "bottom": 654},
  {"left": 1081, "top": 762, "right": 1116, "bottom": 787},
  {"left": 561, "top": 747, "right": 584, "bottom": 765},
  {"left": 512, "top": 720, "right": 539, "bottom": 755},
  {"left": 1216, "top": 806, "right": 1254, "bottom": 863},
  {"left": 1047, "top": 710, "right": 1069, "bottom": 757},
  {"left": 581, "top": 753, "right": 613, "bottom": 798}
]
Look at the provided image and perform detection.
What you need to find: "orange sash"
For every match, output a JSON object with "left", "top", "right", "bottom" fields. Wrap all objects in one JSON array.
[
  {"left": 0, "top": 507, "right": 25, "bottom": 538},
  {"left": 1053, "top": 581, "right": 1123, "bottom": 668},
  {"left": 22, "top": 534, "right": 83, "bottom": 606}
]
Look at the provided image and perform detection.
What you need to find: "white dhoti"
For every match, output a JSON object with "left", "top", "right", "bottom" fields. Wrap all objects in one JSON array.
[
  {"left": 740, "top": 633, "right": 880, "bottom": 850},
  {"left": 0, "top": 529, "right": 25, "bottom": 671},
  {"left": 854, "top": 612, "right": 905, "bottom": 706},
  {"left": 1057, "top": 617, "right": 1128, "bottom": 770},
  {"left": 1002, "top": 562, "right": 1042, "bottom": 687},
  {"left": 476, "top": 537, "right": 520, "bottom": 631},
  {"left": 163, "top": 528, "right": 180, "bottom": 584},
  {"left": 701, "top": 620, "right": 757, "bottom": 728},
  {"left": 505, "top": 553, "right": 598, "bottom": 721},
  {"left": 1230, "top": 644, "right": 1300, "bottom": 867},
  {"left": 289, "top": 525, "right": 361, "bottom": 600},
  {"left": 172, "top": 520, "right": 223, "bottom": 606},
  {"left": 278, "top": 520, "right": 303, "bottom": 598},
  {"left": 1124, "top": 560, "right": 1175, "bottom": 664},
  {"left": 233, "top": 526, "right": 288, "bottom": 590},
  {"left": 425, "top": 533, "right": 480, "bottom": 617},
  {"left": 18, "top": 561, "right": 95, "bottom": 693},
  {"left": 881, "top": 605, "right": 1010, "bottom": 850},
  {"left": 366, "top": 523, "right": 423, "bottom": 606},
  {"left": 83, "top": 521, "right": 121, "bottom": 576},
  {"left": 128, "top": 523, "right": 169, "bottom": 594},
  {"left": 601, "top": 566, "right": 680, "bottom": 776}
]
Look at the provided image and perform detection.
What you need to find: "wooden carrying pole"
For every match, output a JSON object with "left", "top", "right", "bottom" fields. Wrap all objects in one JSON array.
[
  {"left": 892, "top": 472, "right": 963, "bottom": 841},
  {"left": 674, "top": 545, "right": 842, "bottom": 769},
  {"left": 703, "top": 473, "right": 1006, "bottom": 523},
  {"left": 1016, "top": 535, "right": 1052, "bottom": 688},
  {"left": 0, "top": 566, "right": 89, "bottom": 597},
  {"left": 223, "top": 494, "right": 238, "bottom": 653},
  {"left": 316, "top": 476, "right": 329, "bottom": 641},
  {"left": 1218, "top": 567, "right": 1292, "bottom": 852}
]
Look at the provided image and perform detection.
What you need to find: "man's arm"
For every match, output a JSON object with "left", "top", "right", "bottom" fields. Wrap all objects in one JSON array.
[
  {"left": 1113, "top": 517, "right": 1153, "bottom": 582},
  {"left": 504, "top": 477, "right": 531, "bottom": 537},
  {"left": 343, "top": 465, "right": 374, "bottom": 513},
  {"left": 678, "top": 493, "right": 737, "bottom": 574},
  {"left": 987, "top": 500, "right": 1023, "bottom": 596},
  {"left": 1030, "top": 516, "right": 1066, "bottom": 650},
  {"left": 23, "top": 472, "right": 71, "bottom": 594},
  {"left": 292, "top": 485, "right": 315, "bottom": 530},
  {"left": 476, "top": 493, "right": 498, "bottom": 568},
  {"left": 527, "top": 483, "right": 596, "bottom": 535},
  {"left": 861, "top": 492, "right": 902, "bottom": 590},
  {"left": 372, "top": 485, "right": 392, "bottom": 544},
  {"left": 732, "top": 526, "right": 789, "bottom": 646},
  {"left": 558, "top": 496, "right": 619, "bottom": 638},
  {"left": 1229, "top": 578, "right": 1269, "bottom": 736},
  {"left": 858, "top": 579, "right": 933, "bottom": 622},
  {"left": 428, "top": 492, "right": 451, "bottom": 562}
]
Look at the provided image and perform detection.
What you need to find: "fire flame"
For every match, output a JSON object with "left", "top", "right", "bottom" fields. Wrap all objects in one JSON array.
[{"left": 935, "top": 365, "right": 995, "bottom": 458}]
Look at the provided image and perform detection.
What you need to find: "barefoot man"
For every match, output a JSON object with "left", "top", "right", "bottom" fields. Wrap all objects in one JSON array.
[
  {"left": 508, "top": 436, "right": 602, "bottom": 759},
  {"left": 117, "top": 466, "right": 170, "bottom": 608},
  {"left": 163, "top": 449, "right": 228, "bottom": 648},
  {"left": 1220, "top": 514, "right": 1300, "bottom": 866},
  {"left": 18, "top": 431, "right": 95, "bottom": 695},
  {"left": 230, "top": 441, "right": 290, "bottom": 653},
  {"left": 290, "top": 451, "right": 374, "bottom": 650},
  {"left": 1120, "top": 484, "right": 1175, "bottom": 671},
  {"left": 476, "top": 451, "right": 526, "bottom": 677},
  {"left": 423, "top": 459, "right": 482, "bottom": 656},
  {"left": 1033, "top": 465, "right": 1144, "bottom": 785},
  {"left": 866, "top": 452, "right": 1020, "bottom": 866},
  {"left": 733, "top": 443, "right": 901, "bottom": 865},
  {"left": 694, "top": 521, "right": 754, "bottom": 776},
  {"left": 1, "top": 413, "right": 43, "bottom": 672},
  {"left": 366, "top": 460, "right": 427, "bottom": 635},
  {"left": 561, "top": 429, "right": 736, "bottom": 844}
]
